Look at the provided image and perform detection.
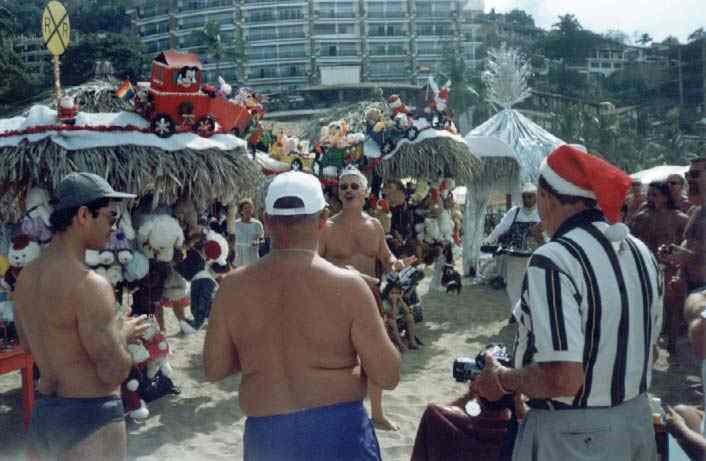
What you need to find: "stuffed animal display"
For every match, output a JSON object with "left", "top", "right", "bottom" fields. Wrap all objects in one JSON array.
[
  {"left": 3, "top": 235, "right": 41, "bottom": 292},
  {"left": 138, "top": 214, "right": 185, "bottom": 262}
]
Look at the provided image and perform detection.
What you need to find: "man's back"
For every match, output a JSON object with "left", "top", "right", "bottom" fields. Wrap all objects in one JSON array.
[
  {"left": 16, "top": 252, "right": 119, "bottom": 398},
  {"left": 212, "top": 251, "right": 398, "bottom": 417}
]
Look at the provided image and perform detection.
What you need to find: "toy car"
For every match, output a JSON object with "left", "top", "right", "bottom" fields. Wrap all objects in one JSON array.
[{"left": 134, "top": 50, "right": 256, "bottom": 138}]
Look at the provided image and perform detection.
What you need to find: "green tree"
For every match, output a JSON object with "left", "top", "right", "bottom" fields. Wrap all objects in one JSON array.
[
  {"left": 439, "top": 44, "right": 480, "bottom": 132},
  {"left": 0, "top": 4, "right": 36, "bottom": 108},
  {"left": 61, "top": 33, "right": 144, "bottom": 85},
  {"left": 192, "top": 19, "right": 224, "bottom": 76},
  {"left": 688, "top": 27, "right": 706, "bottom": 42},
  {"left": 637, "top": 33, "right": 653, "bottom": 46},
  {"left": 225, "top": 25, "right": 247, "bottom": 83}
]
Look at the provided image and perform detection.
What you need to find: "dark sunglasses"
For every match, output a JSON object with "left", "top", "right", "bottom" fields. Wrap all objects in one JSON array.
[
  {"left": 686, "top": 170, "right": 702, "bottom": 180},
  {"left": 668, "top": 181, "right": 683, "bottom": 186},
  {"left": 522, "top": 194, "right": 535, "bottom": 199},
  {"left": 339, "top": 183, "right": 361, "bottom": 191}
]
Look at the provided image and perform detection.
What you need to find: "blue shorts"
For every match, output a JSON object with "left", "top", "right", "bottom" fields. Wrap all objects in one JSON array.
[
  {"left": 244, "top": 400, "right": 381, "bottom": 461},
  {"left": 28, "top": 394, "right": 125, "bottom": 457}
]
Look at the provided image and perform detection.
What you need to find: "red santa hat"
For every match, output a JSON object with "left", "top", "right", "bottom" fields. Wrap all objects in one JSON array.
[
  {"left": 204, "top": 240, "right": 222, "bottom": 261},
  {"left": 539, "top": 144, "right": 632, "bottom": 241},
  {"left": 387, "top": 95, "right": 403, "bottom": 109},
  {"left": 438, "top": 87, "right": 449, "bottom": 100}
]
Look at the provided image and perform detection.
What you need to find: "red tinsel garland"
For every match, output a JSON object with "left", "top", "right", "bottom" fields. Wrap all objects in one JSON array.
[{"left": 0, "top": 123, "right": 152, "bottom": 139}]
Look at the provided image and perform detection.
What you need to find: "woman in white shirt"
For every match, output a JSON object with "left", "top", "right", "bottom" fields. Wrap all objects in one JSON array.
[{"left": 233, "top": 198, "right": 264, "bottom": 267}]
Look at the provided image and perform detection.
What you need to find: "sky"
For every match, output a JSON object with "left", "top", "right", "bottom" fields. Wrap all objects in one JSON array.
[{"left": 483, "top": 0, "right": 706, "bottom": 44}]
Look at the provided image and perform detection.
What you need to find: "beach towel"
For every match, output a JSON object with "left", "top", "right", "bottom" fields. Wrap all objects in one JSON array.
[{"left": 244, "top": 400, "right": 381, "bottom": 461}]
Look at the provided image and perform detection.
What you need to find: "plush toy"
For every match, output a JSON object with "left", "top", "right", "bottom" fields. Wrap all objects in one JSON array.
[
  {"left": 138, "top": 215, "right": 185, "bottom": 262},
  {"left": 438, "top": 207, "right": 454, "bottom": 242},
  {"left": 411, "top": 179, "right": 430, "bottom": 204},
  {"left": 98, "top": 250, "right": 116, "bottom": 266},
  {"left": 365, "top": 106, "right": 387, "bottom": 146},
  {"left": 105, "top": 264, "right": 124, "bottom": 287},
  {"left": 423, "top": 206, "right": 442, "bottom": 243},
  {"left": 374, "top": 199, "right": 391, "bottom": 235},
  {"left": 122, "top": 342, "right": 151, "bottom": 420},
  {"left": 3, "top": 235, "right": 40, "bottom": 292},
  {"left": 85, "top": 250, "right": 101, "bottom": 267},
  {"left": 387, "top": 94, "right": 410, "bottom": 117},
  {"left": 20, "top": 187, "right": 53, "bottom": 244},
  {"left": 142, "top": 318, "right": 173, "bottom": 380},
  {"left": 105, "top": 204, "right": 135, "bottom": 265},
  {"left": 124, "top": 251, "right": 150, "bottom": 283},
  {"left": 217, "top": 76, "right": 232, "bottom": 97}
]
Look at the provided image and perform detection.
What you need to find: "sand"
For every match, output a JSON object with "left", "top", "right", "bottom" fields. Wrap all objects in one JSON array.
[{"left": 0, "top": 268, "right": 701, "bottom": 461}]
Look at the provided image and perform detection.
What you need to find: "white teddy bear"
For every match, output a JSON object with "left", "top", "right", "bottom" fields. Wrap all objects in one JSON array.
[{"left": 137, "top": 215, "right": 184, "bottom": 262}]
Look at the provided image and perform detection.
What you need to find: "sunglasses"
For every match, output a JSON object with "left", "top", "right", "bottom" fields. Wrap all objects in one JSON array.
[
  {"left": 668, "top": 181, "right": 683, "bottom": 186},
  {"left": 96, "top": 208, "right": 119, "bottom": 226},
  {"left": 339, "top": 183, "right": 361, "bottom": 191},
  {"left": 686, "top": 170, "right": 703, "bottom": 180}
]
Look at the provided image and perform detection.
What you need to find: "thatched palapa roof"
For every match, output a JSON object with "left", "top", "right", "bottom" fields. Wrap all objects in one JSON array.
[
  {"left": 304, "top": 100, "right": 480, "bottom": 184},
  {"left": 0, "top": 105, "right": 263, "bottom": 222}
]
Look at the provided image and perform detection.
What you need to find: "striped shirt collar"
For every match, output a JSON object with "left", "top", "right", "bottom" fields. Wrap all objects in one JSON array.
[{"left": 553, "top": 208, "right": 606, "bottom": 239}]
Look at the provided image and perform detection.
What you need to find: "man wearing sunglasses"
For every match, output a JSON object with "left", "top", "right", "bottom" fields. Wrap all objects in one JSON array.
[
  {"left": 320, "top": 166, "right": 416, "bottom": 431},
  {"left": 14, "top": 172, "right": 149, "bottom": 460}
]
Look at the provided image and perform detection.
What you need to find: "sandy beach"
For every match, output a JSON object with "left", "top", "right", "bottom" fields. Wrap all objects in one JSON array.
[{"left": 0, "top": 266, "right": 702, "bottom": 461}]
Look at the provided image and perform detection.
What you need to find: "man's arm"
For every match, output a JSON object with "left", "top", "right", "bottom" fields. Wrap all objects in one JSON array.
[
  {"left": 485, "top": 207, "right": 516, "bottom": 243},
  {"left": 349, "top": 275, "right": 400, "bottom": 389},
  {"left": 499, "top": 361, "right": 584, "bottom": 398},
  {"left": 374, "top": 219, "right": 415, "bottom": 271},
  {"left": 77, "top": 274, "right": 148, "bottom": 386},
  {"left": 665, "top": 405, "right": 706, "bottom": 461},
  {"left": 203, "top": 279, "right": 241, "bottom": 381}
]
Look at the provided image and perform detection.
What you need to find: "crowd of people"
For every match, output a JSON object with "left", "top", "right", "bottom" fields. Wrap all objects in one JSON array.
[{"left": 7, "top": 146, "right": 706, "bottom": 461}]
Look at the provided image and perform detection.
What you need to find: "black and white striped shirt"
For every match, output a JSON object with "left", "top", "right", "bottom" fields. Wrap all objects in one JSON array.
[{"left": 513, "top": 209, "right": 663, "bottom": 408}]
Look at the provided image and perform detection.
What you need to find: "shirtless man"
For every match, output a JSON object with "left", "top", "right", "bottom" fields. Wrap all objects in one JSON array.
[
  {"left": 660, "top": 158, "right": 706, "bottom": 293},
  {"left": 319, "top": 166, "right": 415, "bottom": 431},
  {"left": 204, "top": 171, "right": 400, "bottom": 460},
  {"left": 14, "top": 172, "right": 148, "bottom": 460}
]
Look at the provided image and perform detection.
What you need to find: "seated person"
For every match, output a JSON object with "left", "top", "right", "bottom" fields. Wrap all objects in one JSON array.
[
  {"left": 665, "top": 290, "right": 706, "bottom": 460},
  {"left": 381, "top": 281, "right": 418, "bottom": 351}
]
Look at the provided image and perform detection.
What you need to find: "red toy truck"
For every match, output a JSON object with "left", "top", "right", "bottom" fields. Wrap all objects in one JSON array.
[{"left": 134, "top": 50, "right": 255, "bottom": 138}]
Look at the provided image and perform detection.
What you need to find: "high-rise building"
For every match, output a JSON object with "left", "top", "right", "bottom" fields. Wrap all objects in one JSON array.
[{"left": 127, "top": 0, "right": 485, "bottom": 94}]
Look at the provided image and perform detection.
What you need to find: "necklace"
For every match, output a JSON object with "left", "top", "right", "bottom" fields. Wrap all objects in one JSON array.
[{"left": 271, "top": 248, "right": 317, "bottom": 255}]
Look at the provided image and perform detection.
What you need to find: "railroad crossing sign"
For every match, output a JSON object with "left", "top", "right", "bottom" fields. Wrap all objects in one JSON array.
[{"left": 42, "top": 1, "right": 70, "bottom": 56}]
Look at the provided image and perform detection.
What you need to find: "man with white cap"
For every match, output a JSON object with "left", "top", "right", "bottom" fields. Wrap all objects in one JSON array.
[
  {"left": 484, "top": 183, "right": 544, "bottom": 312},
  {"left": 473, "top": 145, "right": 662, "bottom": 460},
  {"left": 203, "top": 171, "right": 400, "bottom": 461},
  {"left": 14, "top": 172, "right": 148, "bottom": 460}
]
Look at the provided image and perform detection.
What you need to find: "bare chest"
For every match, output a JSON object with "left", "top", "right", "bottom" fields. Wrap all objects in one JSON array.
[{"left": 326, "top": 221, "right": 379, "bottom": 259}]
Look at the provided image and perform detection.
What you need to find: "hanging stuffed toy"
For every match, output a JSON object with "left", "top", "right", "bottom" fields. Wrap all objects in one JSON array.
[
  {"left": 138, "top": 214, "right": 185, "bottom": 262},
  {"left": 3, "top": 235, "right": 40, "bottom": 292},
  {"left": 20, "top": 187, "right": 53, "bottom": 245},
  {"left": 141, "top": 317, "right": 173, "bottom": 380},
  {"left": 122, "top": 342, "right": 151, "bottom": 421}
]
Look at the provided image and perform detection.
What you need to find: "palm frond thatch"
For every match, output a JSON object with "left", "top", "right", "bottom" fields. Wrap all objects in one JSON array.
[
  {"left": 11, "top": 79, "right": 132, "bottom": 116},
  {"left": 375, "top": 136, "right": 480, "bottom": 184},
  {"left": 0, "top": 138, "right": 264, "bottom": 222}
]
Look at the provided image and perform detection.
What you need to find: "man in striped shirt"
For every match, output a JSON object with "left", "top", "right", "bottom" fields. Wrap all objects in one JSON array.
[{"left": 473, "top": 145, "right": 662, "bottom": 461}]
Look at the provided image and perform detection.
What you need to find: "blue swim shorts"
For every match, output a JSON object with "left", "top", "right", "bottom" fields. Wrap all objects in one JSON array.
[
  {"left": 28, "top": 394, "right": 125, "bottom": 457},
  {"left": 244, "top": 400, "right": 381, "bottom": 461}
]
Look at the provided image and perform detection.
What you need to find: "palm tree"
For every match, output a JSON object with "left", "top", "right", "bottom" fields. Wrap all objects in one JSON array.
[
  {"left": 192, "top": 19, "right": 224, "bottom": 77},
  {"left": 552, "top": 14, "right": 582, "bottom": 35},
  {"left": 637, "top": 33, "right": 652, "bottom": 47}
]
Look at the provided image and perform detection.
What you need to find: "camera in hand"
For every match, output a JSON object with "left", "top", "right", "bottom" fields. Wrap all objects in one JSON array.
[{"left": 452, "top": 344, "right": 511, "bottom": 383}]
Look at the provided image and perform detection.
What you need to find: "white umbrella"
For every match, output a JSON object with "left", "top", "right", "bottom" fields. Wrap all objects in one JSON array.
[
  {"left": 630, "top": 165, "right": 688, "bottom": 185},
  {"left": 461, "top": 135, "right": 520, "bottom": 276}
]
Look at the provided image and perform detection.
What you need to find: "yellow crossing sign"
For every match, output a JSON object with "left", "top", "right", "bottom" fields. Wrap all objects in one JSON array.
[{"left": 42, "top": 1, "right": 70, "bottom": 56}]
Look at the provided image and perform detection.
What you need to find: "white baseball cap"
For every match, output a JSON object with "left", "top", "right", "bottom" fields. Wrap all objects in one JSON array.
[{"left": 265, "top": 172, "right": 326, "bottom": 216}]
